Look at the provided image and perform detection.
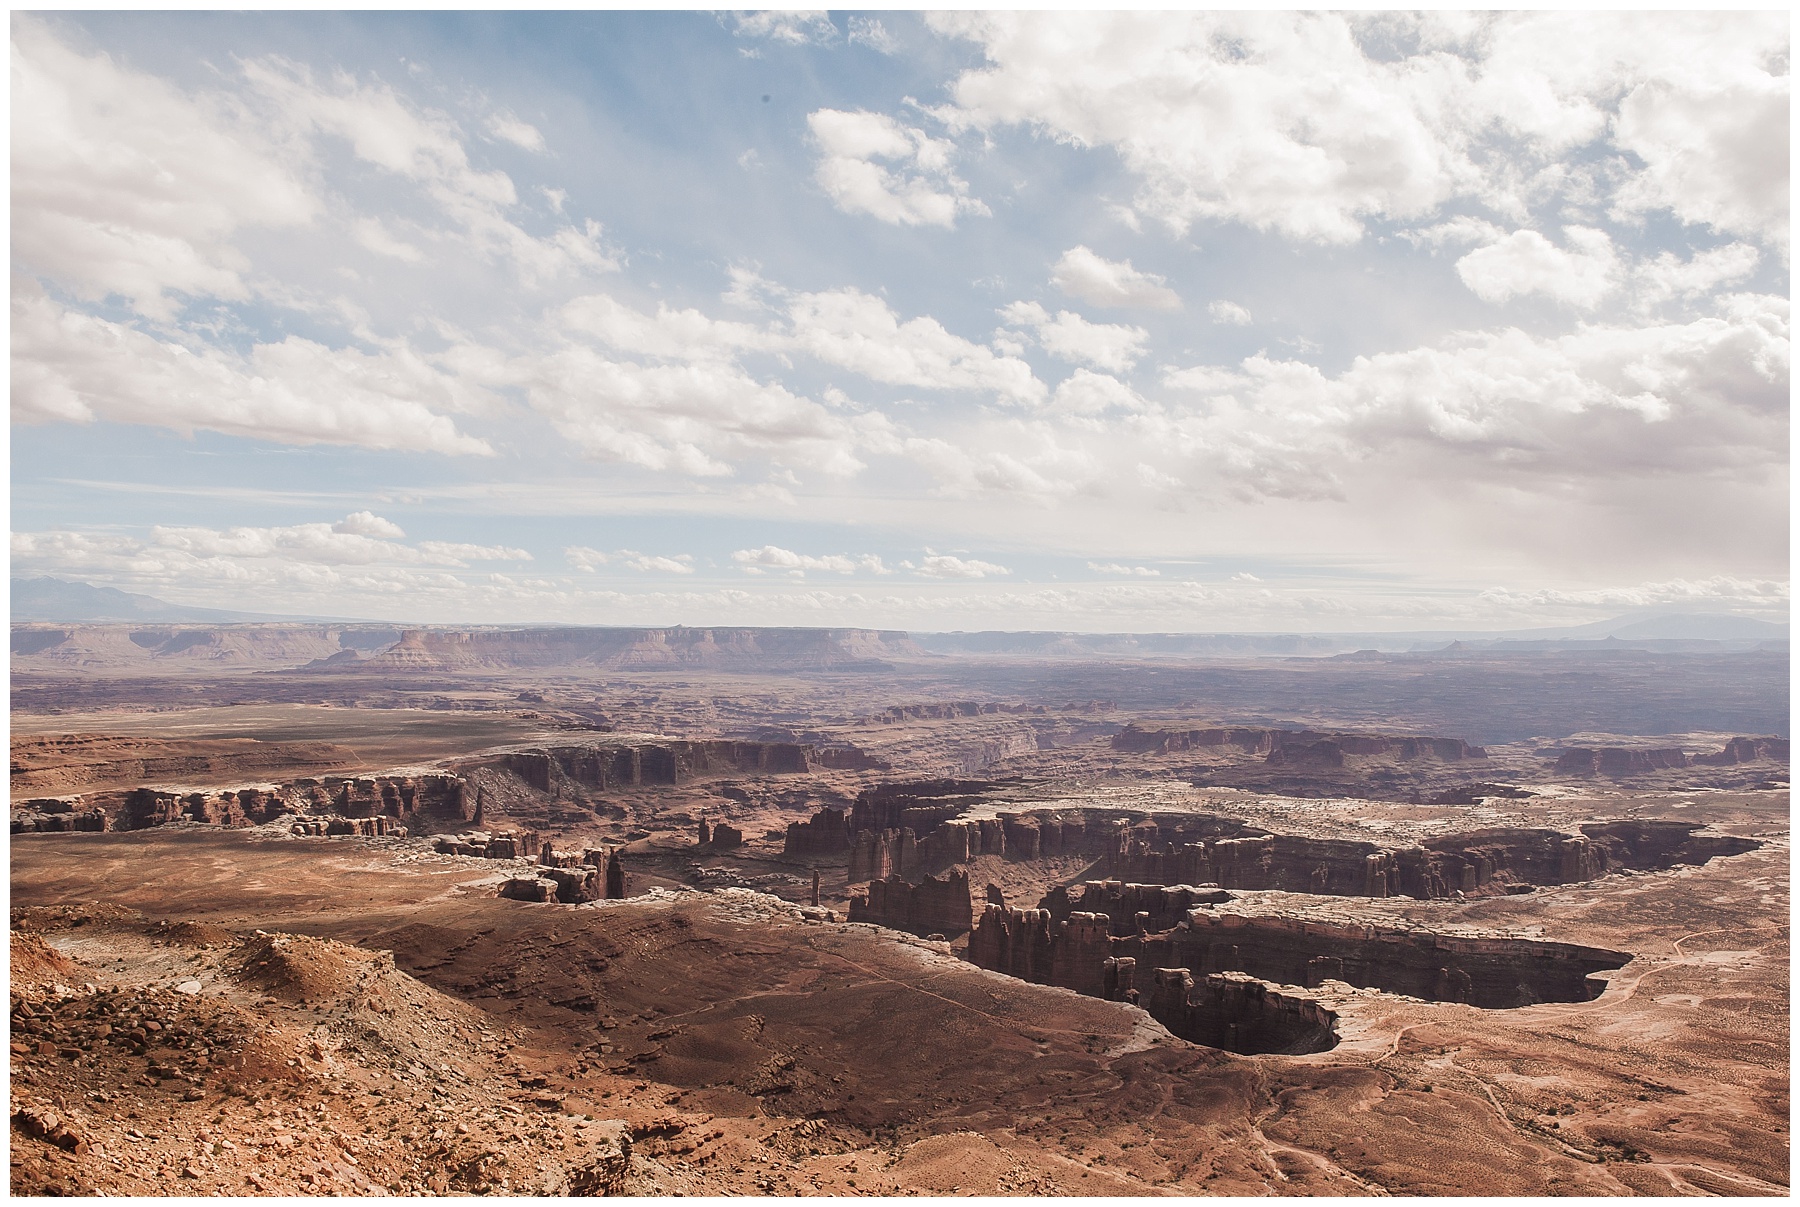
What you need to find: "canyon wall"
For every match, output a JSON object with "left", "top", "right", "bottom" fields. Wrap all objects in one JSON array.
[
  {"left": 464, "top": 740, "right": 813, "bottom": 793},
  {"left": 967, "top": 903, "right": 1631, "bottom": 1011},
  {"left": 847, "top": 870, "right": 974, "bottom": 936}
]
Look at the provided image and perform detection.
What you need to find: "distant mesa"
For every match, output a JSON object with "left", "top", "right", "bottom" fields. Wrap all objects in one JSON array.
[{"left": 356, "top": 626, "right": 920, "bottom": 671}]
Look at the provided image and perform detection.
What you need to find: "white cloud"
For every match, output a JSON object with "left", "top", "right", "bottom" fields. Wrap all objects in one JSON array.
[
  {"left": 11, "top": 17, "right": 316, "bottom": 319},
  {"left": 1049, "top": 369, "right": 1147, "bottom": 415},
  {"left": 807, "top": 108, "right": 988, "bottom": 229},
  {"left": 11, "top": 285, "right": 494, "bottom": 455},
  {"left": 560, "top": 293, "right": 772, "bottom": 363},
  {"left": 565, "top": 546, "right": 610, "bottom": 573},
  {"left": 352, "top": 217, "right": 425, "bottom": 263},
  {"left": 930, "top": 12, "right": 1790, "bottom": 250},
  {"left": 618, "top": 551, "right": 695, "bottom": 575},
  {"left": 486, "top": 110, "right": 546, "bottom": 152},
  {"left": 1208, "top": 300, "right": 1253, "bottom": 326},
  {"left": 999, "top": 301, "right": 1148, "bottom": 373},
  {"left": 731, "top": 545, "right": 889, "bottom": 577},
  {"left": 1633, "top": 243, "right": 1760, "bottom": 311},
  {"left": 847, "top": 17, "right": 899, "bottom": 54},
  {"left": 516, "top": 343, "right": 866, "bottom": 477},
  {"left": 1049, "top": 247, "right": 1181, "bottom": 310},
  {"left": 726, "top": 12, "right": 837, "bottom": 46},
  {"left": 912, "top": 553, "right": 1011, "bottom": 579},
  {"left": 416, "top": 540, "right": 531, "bottom": 563},
  {"left": 240, "top": 55, "right": 618, "bottom": 282},
  {"left": 333, "top": 511, "right": 406, "bottom": 539},
  {"left": 1480, "top": 575, "right": 1789, "bottom": 611},
  {"left": 1455, "top": 226, "right": 1619, "bottom": 309},
  {"left": 786, "top": 287, "right": 1044, "bottom": 403},
  {"left": 1089, "top": 562, "right": 1160, "bottom": 577}
]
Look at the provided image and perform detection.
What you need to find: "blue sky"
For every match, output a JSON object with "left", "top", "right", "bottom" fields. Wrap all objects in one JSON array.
[{"left": 11, "top": 11, "right": 1790, "bottom": 630}]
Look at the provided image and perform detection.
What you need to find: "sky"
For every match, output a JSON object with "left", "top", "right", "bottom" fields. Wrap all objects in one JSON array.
[{"left": 9, "top": 10, "right": 1791, "bottom": 632}]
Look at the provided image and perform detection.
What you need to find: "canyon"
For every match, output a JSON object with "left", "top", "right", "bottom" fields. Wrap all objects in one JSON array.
[{"left": 9, "top": 622, "right": 1789, "bottom": 1197}]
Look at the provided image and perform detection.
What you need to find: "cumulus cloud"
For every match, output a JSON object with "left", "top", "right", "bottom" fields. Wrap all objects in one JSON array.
[
  {"left": 1208, "top": 300, "right": 1253, "bottom": 326},
  {"left": 930, "top": 11, "right": 1790, "bottom": 250},
  {"left": 731, "top": 545, "right": 889, "bottom": 577},
  {"left": 11, "top": 17, "right": 316, "bottom": 319},
  {"left": 1479, "top": 575, "right": 1789, "bottom": 611},
  {"left": 999, "top": 301, "right": 1148, "bottom": 372},
  {"left": 909, "top": 553, "right": 1011, "bottom": 579},
  {"left": 618, "top": 551, "right": 695, "bottom": 575},
  {"left": 1455, "top": 226, "right": 1619, "bottom": 309},
  {"left": 11, "top": 285, "right": 494, "bottom": 455},
  {"left": 807, "top": 108, "right": 988, "bottom": 228},
  {"left": 786, "top": 287, "right": 1043, "bottom": 402},
  {"left": 1088, "top": 562, "right": 1160, "bottom": 577},
  {"left": 1049, "top": 246, "right": 1181, "bottom": 310},
  {"left": 333, "top": 511, "right": 406, "bottom": 539},
  {"left": 565, "top": 546, "right": 610, "bottom": 573}
]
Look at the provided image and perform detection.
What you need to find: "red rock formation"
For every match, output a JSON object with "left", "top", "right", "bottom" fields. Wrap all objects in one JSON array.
[
  {"left": 466, "top": 739, "right": 813, "bottom": 793},
  {"left": 784, "top": 807, "right": 852, "bottom": 856},
  {"left": 849, "top": 827, "right": 917, "bottom": 882},
  {"left": 847, "top": 869, "right": 973, "bottom": 936},
  {"left": 1694, "top": 736, "right": 1790, "bottom": 765},
  {"left": 709, "top": 822, "right": 744, "bottom": 850},
  {"left": 605, "top": 850, "right": 625, "bottom": 899},
  {"left": 1554, "top": 747, "right": 1689, "bottom": 776},
  {"left": 967, "top": 904, "right": 1631, "bottom": 1012}
]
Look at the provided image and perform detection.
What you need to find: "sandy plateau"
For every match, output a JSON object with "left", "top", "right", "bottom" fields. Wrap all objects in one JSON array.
[{"left": 9, "top": 624, "right": 1789, "bottom": 1196}]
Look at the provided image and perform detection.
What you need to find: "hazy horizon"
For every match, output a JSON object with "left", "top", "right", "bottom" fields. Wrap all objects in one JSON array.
[{"left": 11, "top": 12, "right": 1790, "bottom": 632}]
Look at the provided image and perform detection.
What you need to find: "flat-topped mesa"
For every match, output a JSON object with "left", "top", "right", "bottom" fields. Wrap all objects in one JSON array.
[
  {"left": 784, "top": 806, "right": 852, "bottom": 856},
  {"left": 966, "top": 902, "right": 1632, "bottom": 1014},
  {"left": 849, "top": 779, "right": 1018, "bottom": 837},
  {"left": 360, "top": 625, "right": 919, "bottom": 671},
  {"left": 858, "top": 702, "right": 1047, "bottom": 725},
  {"left": 1037, "top": 881, "right": 1232, "bottom": 934},
  {"left": 1111, "top": 724, "right": 1486, "bottom": 763},
  {"left": 431, "top": 830, "right": 543, "bottom": 860},
  {"left": 1555, "top": 747, "right": 1690, "bottom": 776},
  {"left": 1694, "top": 736, "right": 1790, "bottom": 765},
  {"left": 460, "top": 739, "right": 813, "bottom": 793},
  {"left": 847, "top": 869, "right": 974, "bottom": 937}
]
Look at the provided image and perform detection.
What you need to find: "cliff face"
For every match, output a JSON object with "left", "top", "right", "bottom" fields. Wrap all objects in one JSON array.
[
  {"left": 361, "top": 626, "right": 920, "bottom": 671},
  {"left": 966, "top": 903, "right": 1632, "bottom": 1012},
  {"left": 1555, "top": 747, "right": 1690, "bottom": 776},
  {"left": 847, "top": 869, "right": 974, "bottom": 936},
  {"left": 461, "top": 740, "right": 813, "bottom": 792},
  {"left": 784, "top": 807, "right": 852, "bottom": 856}
]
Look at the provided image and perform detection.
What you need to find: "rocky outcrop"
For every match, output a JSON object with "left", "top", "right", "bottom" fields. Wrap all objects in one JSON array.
[
  {"left": 1145, "top": 969, "right": 1338, "bottom": 1054},
  {"left": 967, "top": 903, "right": 1631, "bottom": 1012},
  {"left": 360, "top": 626, "right": 920, "bottom": 671},
  {"left": 1554, "top": 747, "right": 1689, "bottom": 776},
  {"left": 432, "top": 830, "right": 544, "bottom": 860},
  {"left": 1694, "top": 736, "right": 1790, "bottom": 765},
  {"left": 11, "top": 799, "right": 110, "bottom": 833},
  {"left": 1037, "top": 881, "right": 1231, "bottom": 933},
  {"left": 1578, "top": 820, "right": 1761, "bottom": 867},
  {"left": 784, "top": 807, "right": 852, "bottom": 856},
  {"left": 708, "top": 822, "right": 744, "bottom": 850},
  {"left": 849, "top": 780, "right": 1015, "bottom": 837},
  {"left": 848, "top": 869, "right": 974, "bottom": 936},
  {"left": 849, "top": 828, "right": 917, "bottom": 882},
  {"left": 465, "top": 740, "right": 813, "bottom": 792},
  {"left": 291, "top": 816, "right": 406, "bottom": 838}
]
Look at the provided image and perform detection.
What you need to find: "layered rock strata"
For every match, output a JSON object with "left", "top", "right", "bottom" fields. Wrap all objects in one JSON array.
[
  {"left": 1112, "top": 725, "right": 1485, "bottom": 762},
  {"left": 847, "top": 869, "right": 974, "bottom": 937},
  {"left": 967, "top": 903, "right": 1631, "bottom": 1011}
]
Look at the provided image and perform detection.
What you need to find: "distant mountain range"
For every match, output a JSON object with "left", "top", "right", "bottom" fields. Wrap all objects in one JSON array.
[{"left": 10, "top": 576, "right": 1788, "bottom": 649}]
